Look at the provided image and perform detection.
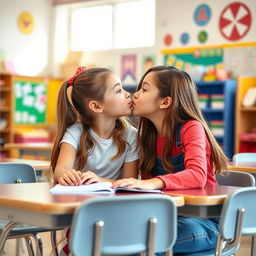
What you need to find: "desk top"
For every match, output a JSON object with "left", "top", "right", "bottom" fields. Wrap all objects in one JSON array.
[
  {"left": 0, "top": 183, "right": 184, "bottom": 214},
  {"left": 4, "top": 143, "right": 53, "bottom": 151},
  {"left": 227, "top": 164, "right": 256, "bottom": 173},
  {"left": 0, "top": 158, "right": 50, "bottom": 170},
  {"left": 164, "top": 184, "right": 240, "bottom": 205}
]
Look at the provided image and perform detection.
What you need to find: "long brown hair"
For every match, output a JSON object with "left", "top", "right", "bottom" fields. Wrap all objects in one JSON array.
[
  {"left": 137, "top": 66, "right": 228, "bottom": 178},
  {"left": 51, "top": 68, "right": 129, "bottom": 172}
]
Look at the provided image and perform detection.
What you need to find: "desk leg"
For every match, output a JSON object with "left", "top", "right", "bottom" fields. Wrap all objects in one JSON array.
[
  {"left": 251, "top": 235, "right": 256, "bottom": 256},
  {"left": 0, "top": 221, "right": 18, "bottom": 253}
]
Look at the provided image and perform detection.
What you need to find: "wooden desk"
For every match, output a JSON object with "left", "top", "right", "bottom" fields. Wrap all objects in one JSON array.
[
  {"left": 4, "top": 143, "right": 53, "bottom": 160},
  {"left": 0, "top": 182, "right": 184, "bottom": 221},
  {"left": 164, "top": 184, "right": 240, "bottom": 218},
  {"left": 0, "top": 183, "right": 238, "bottom": 227},
  {"left": 0, "top": 182, "right": 184, "bottom": 252},
  {"left": 228, "top": 165, "right": 256, "bottom": 173}
]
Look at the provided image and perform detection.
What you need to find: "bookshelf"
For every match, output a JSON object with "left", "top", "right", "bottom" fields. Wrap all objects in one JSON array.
[
  {"left": 196, "top": 80, "right": 237, "bottom": 160},
  {"left": 235, "top": 77, "right": 256, "bottom": 153},
  {"left": 0, "top": 74, "right": 14, "bottom": 158},
  {"left": 0, "top": 73, "right": 63, "bottom": 159}
]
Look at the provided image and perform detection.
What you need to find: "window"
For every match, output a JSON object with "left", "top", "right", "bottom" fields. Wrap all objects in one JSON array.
[
  {"left": 114, "top": 0, "right": 155, "bottom": 49},
  {"left": 70, "top": 0, "right": 155, "bottom": 51},
  {"left": 71, "top": 5, "right": 113, "bottom": 51}
]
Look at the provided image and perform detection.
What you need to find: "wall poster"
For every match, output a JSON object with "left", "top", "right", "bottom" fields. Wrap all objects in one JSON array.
[{"left": 14, "top": 79, "right": 47, "bottom": 124}]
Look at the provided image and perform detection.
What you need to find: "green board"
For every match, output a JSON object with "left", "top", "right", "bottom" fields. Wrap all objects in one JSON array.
[{"left": 14, "top": 80, "right": 47, "bottom": 124}]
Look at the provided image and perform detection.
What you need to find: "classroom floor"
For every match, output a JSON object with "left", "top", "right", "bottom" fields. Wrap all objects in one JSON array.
[{"left": 2, "top": 232, "right": 252, "bottom": 255}]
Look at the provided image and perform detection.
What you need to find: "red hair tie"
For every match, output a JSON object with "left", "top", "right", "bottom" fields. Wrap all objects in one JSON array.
[{"left": 68, "top": 66, "right": 86, "bottom": 86}]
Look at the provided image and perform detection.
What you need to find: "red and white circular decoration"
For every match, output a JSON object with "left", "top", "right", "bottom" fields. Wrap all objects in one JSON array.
[{"left": 219, "top": 2, "right": 252, "bottom": 41}]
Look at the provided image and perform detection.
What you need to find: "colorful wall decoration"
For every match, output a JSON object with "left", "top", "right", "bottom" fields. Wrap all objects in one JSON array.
[
  {"left": 17, "top": 12, "right": 35, "bottom": 34},
  {"left": 121, "top": 55, "right": 137, "bottom": 86},
  {"left": 163, "top": 34, "right": 173, "bottom": 47},
  {"left": 193, "top": 4, "right": 212, "bottom": 26},
  {"left": 180, "top": 33, "right": 190, "bottom": 45},
  {"left": 162, "top": 42, "right": 256, "bottom": 81},
  {"left": 198, "top": 30, "right": 208, "bottom": 43},
  {"left": 163, "top": 46, "right": 223, "bottom": 70},
  {"left": 141, "top": 54, "right": 156, "bottom": 74},
  {"left": 14, "top": 79, "right": 47, "bottom": 124},
  {"left": 219, "top": 2, "right": 252, "bottom": 41}
]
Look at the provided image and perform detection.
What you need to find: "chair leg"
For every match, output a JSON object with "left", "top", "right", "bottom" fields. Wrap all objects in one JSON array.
[
  {"left": 251, "top": 235, "right": 256, "bottom": 256},
  {"left": 215, "top": 235, "right": 225, "bottom": 256},
  {"left": 29, "top": 233, "right": 43, "bottom": 256},
  {"left": 24, "top": 236, "right": 35, "bottom": 256},
  {"left": 165, "top": 249, "right": 173, "bottom": 256},
  {"left": 50, "top": 231, "right": 59, "bottom": 256},
  {"left": 0, "top": 221, "right": 18, "bottom": 254}
]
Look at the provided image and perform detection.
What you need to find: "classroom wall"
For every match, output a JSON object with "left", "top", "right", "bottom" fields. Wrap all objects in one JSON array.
[
  {"left": 52, "top": 0, "right": 256, "bottom": 80},
  {"left": 156, "top": 0, "right": 256, "bottom": 48},
  {"left": 0, "top": 0, "right": 255, "bottom": 78},
  {"left": 0, "top": 0, "right": 53, "bottom": 76}
]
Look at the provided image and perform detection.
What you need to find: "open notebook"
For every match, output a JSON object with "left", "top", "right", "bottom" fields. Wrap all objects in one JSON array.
[{"left": 50, "top": 181, "right": 162, "bottom": 194}]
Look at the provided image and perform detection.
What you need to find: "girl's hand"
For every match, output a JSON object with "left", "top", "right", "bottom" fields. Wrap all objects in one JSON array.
[
  {"left": 58, "top": 169, "right": 82, "bottom": 186},
  {"left": 112, "top": 178, "right": 165, "bottom": 190},
  {"left": 80, "top": 170, "right": 101, "bottom": 184}
]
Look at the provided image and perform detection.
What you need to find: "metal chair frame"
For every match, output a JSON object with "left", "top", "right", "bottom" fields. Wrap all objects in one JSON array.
[{"left": 0, "top": 162, "right": 60, "bottom": 256}]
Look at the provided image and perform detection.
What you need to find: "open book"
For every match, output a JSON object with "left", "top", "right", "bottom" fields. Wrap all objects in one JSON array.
[{"left": 50, "top": 181, "right": 162, "bottom": 194}]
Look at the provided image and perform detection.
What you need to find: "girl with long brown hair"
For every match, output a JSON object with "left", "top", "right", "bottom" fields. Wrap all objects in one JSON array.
[{"left": 114, "top": 66, "right": 228, "bottom": 254}]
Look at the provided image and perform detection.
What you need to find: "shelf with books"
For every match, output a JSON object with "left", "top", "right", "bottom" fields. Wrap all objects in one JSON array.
[{"left": 196, "top": 80, "right": 237, "bottom": 160}]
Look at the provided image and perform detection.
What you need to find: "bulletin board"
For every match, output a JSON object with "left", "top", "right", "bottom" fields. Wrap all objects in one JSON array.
[
  {"left": 163, "top": 46, "right": 223, "bottom": 70},
  {"left": 13, "top": 79, "right": 47, "bottom": 125},
  {"left": 162, "top": 42, "right": 256, "bottom": 78}
]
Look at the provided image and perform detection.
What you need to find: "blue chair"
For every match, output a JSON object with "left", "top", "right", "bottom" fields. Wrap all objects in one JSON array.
[
  {"left": 232, "top": 153, "right": 256, "bottom": 167},
  {"left": 175, "top": 187, "right": 256, "bottom": 256},
  {"left": 70, "top": 194, "right": 177, "bottom": 256},
  {"left": 216, "top": 170, "right": 255, "bottom": 187},
  {"left": 0, "top": 163, "right": 61, "bottom": 256}
]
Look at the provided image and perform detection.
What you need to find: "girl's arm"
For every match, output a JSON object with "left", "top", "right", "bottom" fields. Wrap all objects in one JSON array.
[
  {"left": 55, "top": 143, "right": 111, "bottom": 185},
  {"left": 54, "top": 142, "right": 82, "bottom": 185},
  {"left": 157, "top": 120, "right": 212, "bottom": 190},
  {"left": 123, "top": 160, "right": 139, "bottom": 178},
  {"left": 113, "top": 161, "right": 164, "bottom": 189},
  {"left": 112, "top": 177, "right": 165, "bottom": 190}
]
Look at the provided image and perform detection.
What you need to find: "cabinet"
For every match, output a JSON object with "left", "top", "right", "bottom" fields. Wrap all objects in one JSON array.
[
  {"left": 0, "top": 74, "right": 14, "bottom": 158},
  {"left": 235, "top": 77, "right": 256, "bottom": 153},
  {"left": 196, "top": 80, "right": 237, "bottom": 160},
  {"left": 0, "top": 73, "right": 63, "bottom": 159}
]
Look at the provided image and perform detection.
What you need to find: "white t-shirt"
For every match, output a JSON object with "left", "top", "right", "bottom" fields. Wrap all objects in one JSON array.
[{"left": 60, "top": 122, "right": 138, "bottom": 179}]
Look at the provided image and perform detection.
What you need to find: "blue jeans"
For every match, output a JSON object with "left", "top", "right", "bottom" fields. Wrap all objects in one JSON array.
[{"left": 130, "top": 216, "right": 219, "bottom": 255}]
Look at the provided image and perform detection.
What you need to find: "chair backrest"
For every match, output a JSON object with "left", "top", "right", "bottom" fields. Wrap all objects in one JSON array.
[
  {"left": 219, "top": 187, "right": 256, "bottom": 241},
  {"left": 70, "top": 194, "right": 177, "bottom": 256},
  {"left": 0, "top": 163, "right": 37, "bottom": 184},
  {"left": 232, "top": 153, "right": 256, "bottom": 167},
  {"left": 216, "top": 170, "right": 255, "bottom": 187}
]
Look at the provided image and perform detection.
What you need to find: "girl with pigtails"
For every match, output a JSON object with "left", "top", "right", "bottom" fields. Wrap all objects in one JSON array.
[
  {"left": 50, "top": 67, "right": 138, "bottom": 255},
  {"left": 51, "top": 66, "right": 138, "bottom": 186}
]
